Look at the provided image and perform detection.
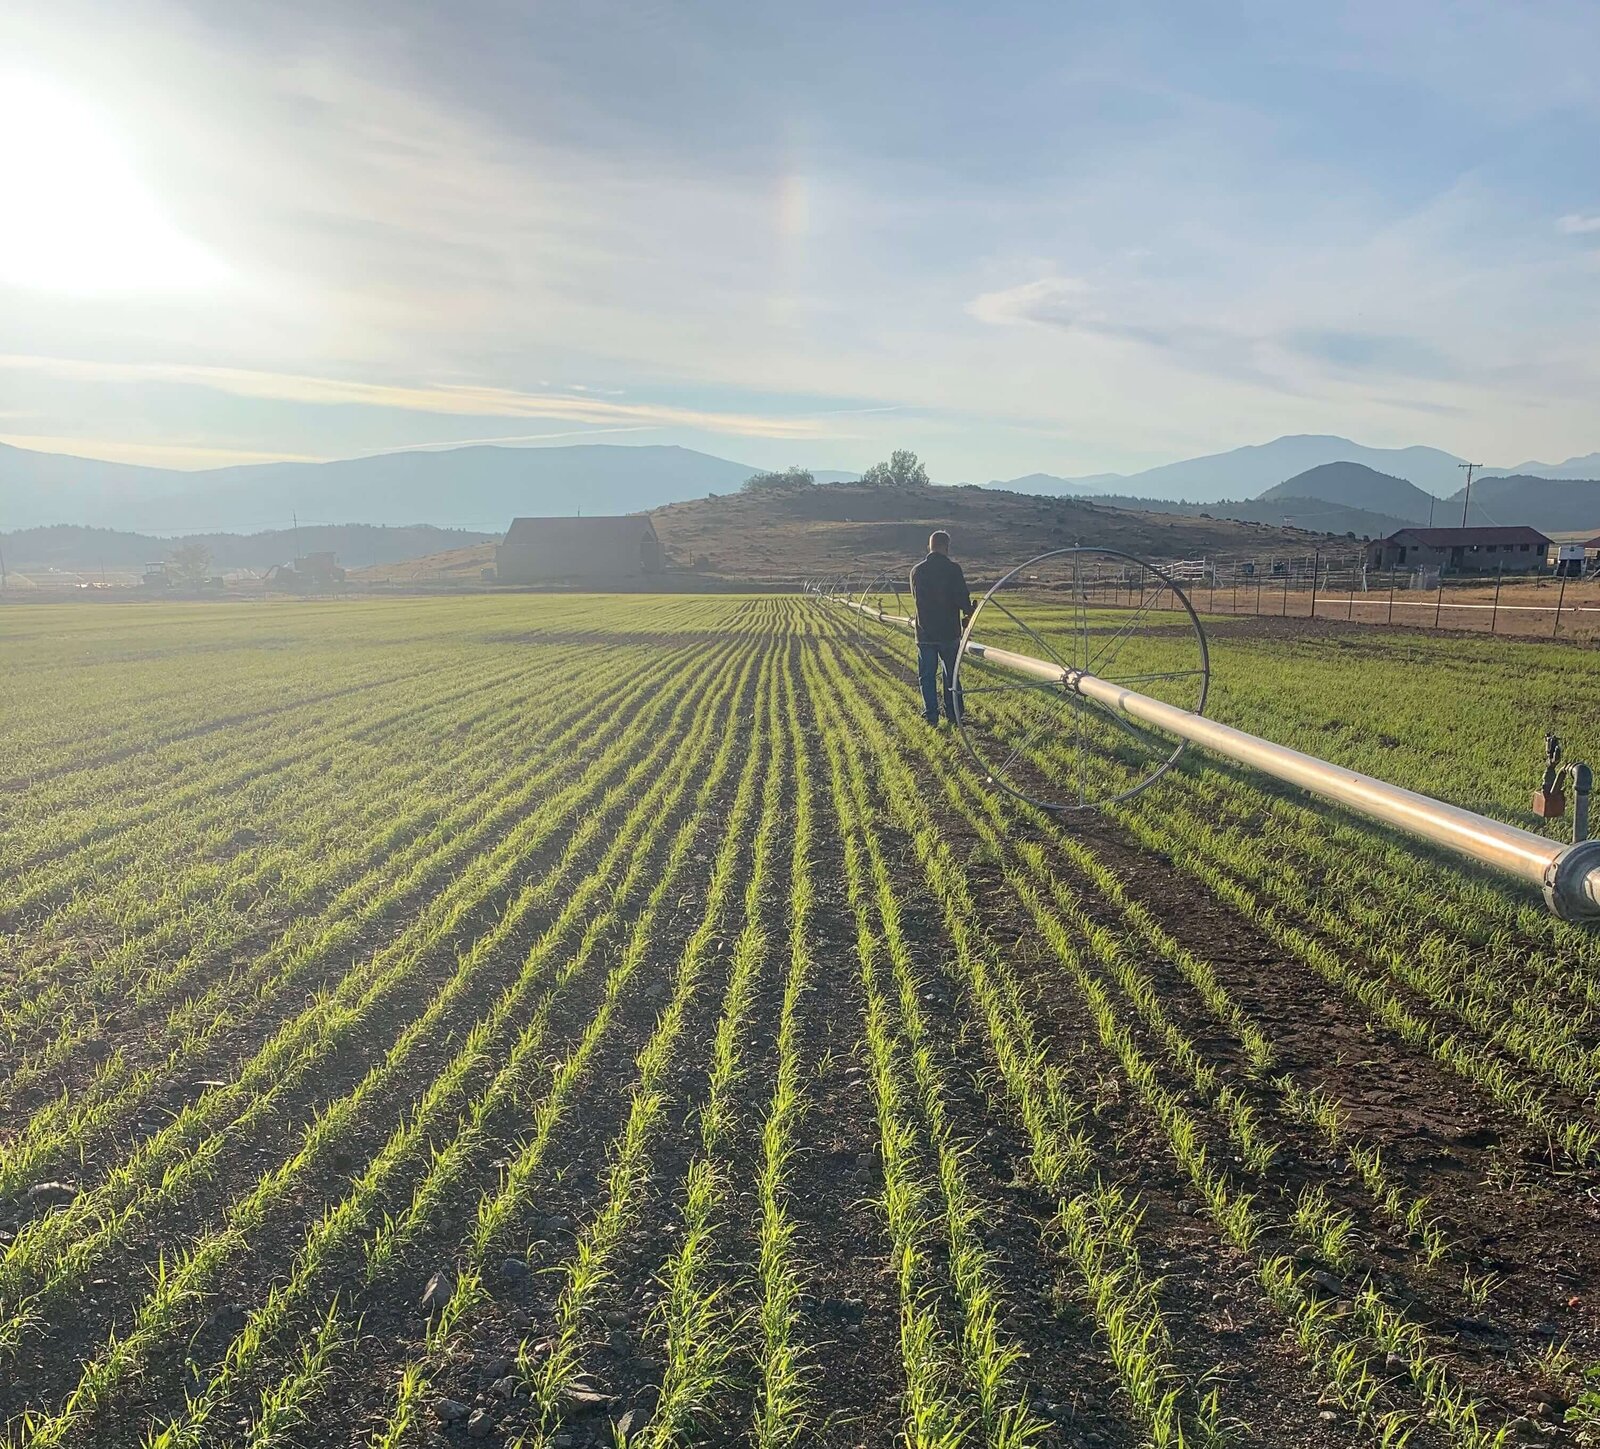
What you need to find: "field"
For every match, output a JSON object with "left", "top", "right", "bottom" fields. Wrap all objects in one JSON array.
[{"left": 4, "top": 594, "right": 1600, "bottom": 1449}]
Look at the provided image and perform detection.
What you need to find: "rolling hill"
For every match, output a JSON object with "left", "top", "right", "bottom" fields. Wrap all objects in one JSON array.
[
  {"left": 357, "top": 483, "right": 1357, "bottom": 585},
  {"left": 1256, "top": 462, "right": 1436, "bottom": 523},
  {"left": 1080, "top": 492, "right": 1411, "bottom": 539},
  {"left": 1442, "top": 476, "right": 1600, "bottom": 532}
]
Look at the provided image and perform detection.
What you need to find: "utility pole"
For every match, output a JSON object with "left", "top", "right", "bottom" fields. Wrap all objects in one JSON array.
[{"left": 1459, "top": 462, "right": 1484, "bottom": 527}]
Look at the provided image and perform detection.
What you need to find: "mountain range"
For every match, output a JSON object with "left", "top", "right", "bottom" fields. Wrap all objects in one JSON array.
[
  {"left": 0, "top": 440, "right": 859, "bottom": 534},
  {"left": 986, "top": 435, "right": 1600, "bottom": 503},
  {"left": 4, "top": 432, "right": 1598, "bottom": 539},
  {"left": 1091, "top": 461, "right": 1600, "bottom": 537},
  {"left": 0, "top": 523, "right": 496, "bottom": 575}
]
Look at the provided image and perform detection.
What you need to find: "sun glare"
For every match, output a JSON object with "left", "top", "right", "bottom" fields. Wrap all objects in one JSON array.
[{"left": 0, "top": 73, "right": 228, "bottom": 293}]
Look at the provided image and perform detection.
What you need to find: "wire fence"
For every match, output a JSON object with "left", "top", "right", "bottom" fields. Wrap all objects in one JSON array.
[{"left": 1082, "top": 551, "right": 1596, "bottom": 639}]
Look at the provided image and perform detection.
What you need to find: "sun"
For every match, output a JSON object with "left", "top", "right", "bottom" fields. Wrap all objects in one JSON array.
[{"left": 0, "top": 72, "right": 228, "bottom": 294}]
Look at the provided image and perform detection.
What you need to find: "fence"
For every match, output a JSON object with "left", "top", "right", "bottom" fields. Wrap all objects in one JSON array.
[{"left": 1073, "top": 551, "right": 1594, "bottom": 639}]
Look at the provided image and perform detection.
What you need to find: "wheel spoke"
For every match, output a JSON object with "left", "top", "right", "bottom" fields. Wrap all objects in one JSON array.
[
  {"left": 992, "top": 690, "right": 1075, "bottom": 782},
  {"left": 1093, "top": 667, "right": 1208, "bottom": 691},
  {"left": 989, "top": 598, "right": 1075, "bottom": 676},
  {"left": 1089, "top": 584, "right": 1165, "bottom": 677}
]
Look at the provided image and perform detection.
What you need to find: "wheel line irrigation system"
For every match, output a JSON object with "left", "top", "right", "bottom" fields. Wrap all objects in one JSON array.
[{"left": 812, "top": 547, "right": 1600, "bottom": 924}]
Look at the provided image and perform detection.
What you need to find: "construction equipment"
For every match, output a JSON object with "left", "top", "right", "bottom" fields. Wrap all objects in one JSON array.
[{"left": 263, "top": 552, "right": 347, "bottom": 592}]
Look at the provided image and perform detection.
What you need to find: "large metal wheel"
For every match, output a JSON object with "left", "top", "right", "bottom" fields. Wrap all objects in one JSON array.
[
  {"left": 858, "top": 570, "right": 908, "bottom": 625},
  {"left": 953, "top": 547, "right": 1210, "bottom": 812}
]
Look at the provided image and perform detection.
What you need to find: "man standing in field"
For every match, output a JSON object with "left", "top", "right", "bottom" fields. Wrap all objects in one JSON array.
[{"left": 910, "top": 530, "right": 975, "bottom": 727}]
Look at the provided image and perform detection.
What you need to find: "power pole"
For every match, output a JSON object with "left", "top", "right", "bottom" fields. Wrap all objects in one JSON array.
[{"left": 1458, "top": 462, "right": 1484, "bottom": 527}]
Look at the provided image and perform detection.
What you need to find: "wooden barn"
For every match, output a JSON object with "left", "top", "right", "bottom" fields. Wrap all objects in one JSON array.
[{"left": 496, "top": 516, "right": 663, "bottom": 584}]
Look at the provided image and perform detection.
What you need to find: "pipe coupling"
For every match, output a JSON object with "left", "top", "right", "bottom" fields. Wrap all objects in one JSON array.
[{"left": 1543, "top": 839, "right": 1600, "bottom": 921}]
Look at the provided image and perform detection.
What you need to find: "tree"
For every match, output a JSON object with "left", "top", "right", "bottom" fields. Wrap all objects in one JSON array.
[
  {"left": 167, "top": 540, "right": 212, "bottom": 588},
  {"left": 741, "top": 466, "right": 815, "bottom": 493},
  {"left": 860, "top": 449, "right": 930, "bottom": 488}
]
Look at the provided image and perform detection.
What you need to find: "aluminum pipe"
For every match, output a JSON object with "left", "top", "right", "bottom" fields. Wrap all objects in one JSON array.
[{"left": 819, "top": 590, "right": 1600, "bottom": 923}]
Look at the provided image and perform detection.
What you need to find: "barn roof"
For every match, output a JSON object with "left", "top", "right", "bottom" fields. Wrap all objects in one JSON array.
[
  {"left": 502, "top": 515, "right": 658, "bottom": 547},
  {"left": 1379, "top": 525, "right": 1551, "bottom": 547}
]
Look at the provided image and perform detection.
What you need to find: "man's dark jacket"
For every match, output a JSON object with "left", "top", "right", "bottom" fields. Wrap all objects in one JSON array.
[{"left": 909, "top": 551, "right": 974, "bottom": 643}]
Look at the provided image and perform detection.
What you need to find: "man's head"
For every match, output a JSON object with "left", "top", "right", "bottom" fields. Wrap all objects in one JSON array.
[{"left": 929, "top": 530, "right": 951, "bottom": 555}]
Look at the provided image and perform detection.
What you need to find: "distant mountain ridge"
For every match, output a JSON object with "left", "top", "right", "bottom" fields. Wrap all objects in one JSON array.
[
  {"left": 984, "top": 435, "right": 1600, "bottom": 504},
  {"left": 6, "top": 431, "right": 1599, "bottom": 539},
  {"left": 1089, "top": 461, "right": 1600, "bottom": 539},
  {"left": 1446, "top": 476, "right": 1600, "bottom": 532},
  {"left": 0, "top": 439, "right": 861, "bottom": 533},
  {"left": 1, "top": 523, "right": 495, "bottom": 573}
]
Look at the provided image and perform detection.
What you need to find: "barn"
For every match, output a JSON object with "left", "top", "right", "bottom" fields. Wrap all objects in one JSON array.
[
  {"left": 1364, "top": 525, "right": 1551, "bottom": 575},
  {"left": 496, "top": 516, "right": 663, "bottom": 584}
]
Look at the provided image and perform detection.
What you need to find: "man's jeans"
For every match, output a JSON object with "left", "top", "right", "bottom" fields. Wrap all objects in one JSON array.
[{"left": 918, "top": 641, "right": 962, "bottom": 725}]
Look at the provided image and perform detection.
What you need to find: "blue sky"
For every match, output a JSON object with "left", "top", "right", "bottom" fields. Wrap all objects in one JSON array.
[{"left": 1, "top": 0, "right": 1597, "bottom": 481}]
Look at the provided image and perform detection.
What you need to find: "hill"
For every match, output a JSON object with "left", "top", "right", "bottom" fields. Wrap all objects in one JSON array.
[
  {"left": 1082, "top": 492, "right": 1410, "bottom": 539},
  {"left": 648, "top": 483, "right": 1348, "bottom": 580},
  {"left": 0, "top": 439, "right": 860, "bottom": 532},
  {"left": 994, "top": 435, "right": 1481, "bottom": 502},
  {"left": 1485, "top": 453, "right": 1600, "bottom": 482},
  {"left": 1440, "top": 476, "right": 1600, "bottom": 532},
  {"left": 355, "top": 485, "right": 1350, "bottom": 586},
  {"left": 1257, "top": 462, "right": 1436, "bottom": 524},
  {"left": 1086, "top": 462, "right": 1600, "bottom": 537},
  {"left": 0, "top": 523, "right": 494, "bottom": 575}
]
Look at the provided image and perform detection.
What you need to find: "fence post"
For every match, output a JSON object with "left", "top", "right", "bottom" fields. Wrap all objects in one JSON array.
[
  {"left": 1309, "top": 550, "right": 1320, "bottom": 620},
  {"left": 1491, "top": 564, "right": 1502, "bottom": 635},
  {"left": 1555, "top": 572, "right": 1569, "bottom": 638},
  {"left": 1255, "top": 577, "right": 1262, "bottom": 615},
  {"left": 1434, "top": 574, "right": 1444, "bottom": 629},
  {"left": 1387, "top": 568, "right": 1396, "bottom": 625}
]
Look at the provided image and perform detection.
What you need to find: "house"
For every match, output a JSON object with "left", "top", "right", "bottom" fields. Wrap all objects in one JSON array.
[
  {"left": 496, "top": 516, "right": 663, "bottom": 584},
  {"left": 1364, "top": 526, "right": 1551, "bottom": 575}
]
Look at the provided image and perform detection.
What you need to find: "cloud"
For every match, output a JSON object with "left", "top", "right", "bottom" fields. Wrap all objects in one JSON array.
[
  {"left": 968, "top": 278, "right": 1457, "bottom": 386},
  {"left": 1558, "top": 213, "right": 1600, "bottom": 235},
  {"left": 965, "top": 277, "right": 1093, "bottom": 329},
  {"left": 357, "top": 425, "right": 658, "bottom": 454},
  {"left": 1281, "top": 328, "right": 1455, "bottom": 380},
  {"left": 0, "top": 434, "right": 324, "bottom": 467},
  {"left": 0, "top": 356, "right": 829, "bottom": 440}
]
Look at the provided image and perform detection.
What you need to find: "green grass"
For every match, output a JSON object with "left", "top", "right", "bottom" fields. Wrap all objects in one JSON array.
[{"left": 0, "top": 593, "right": 1593, "bottom": 1449}]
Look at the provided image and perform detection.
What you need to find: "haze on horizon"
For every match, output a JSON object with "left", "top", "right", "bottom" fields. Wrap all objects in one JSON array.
[{"left": 2, "top": 1, "right": 1597, "bottom": 484}]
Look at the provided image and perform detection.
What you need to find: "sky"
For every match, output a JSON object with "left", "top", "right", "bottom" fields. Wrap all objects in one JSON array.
[{"left": 1, "top": 0, "right": 1597, "bottom": 481}]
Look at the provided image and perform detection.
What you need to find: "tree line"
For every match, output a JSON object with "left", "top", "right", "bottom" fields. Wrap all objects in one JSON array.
[{"left": 741, "top": 449, "right": 931, "bottom": 493}]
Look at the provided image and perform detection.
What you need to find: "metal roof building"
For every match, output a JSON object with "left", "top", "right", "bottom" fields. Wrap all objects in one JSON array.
[
  {"left": 496, "top": 516, "right": 663, "bottom": 584},
  {"left": 1365, "top": 525, "right": 1551, "bottom": 574}
]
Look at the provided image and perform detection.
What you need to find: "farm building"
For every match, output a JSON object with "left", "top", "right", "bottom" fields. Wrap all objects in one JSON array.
[
  {"left": 1364, "top": 525, "right": 1551, "bottom": 575},
  {"left": 496, "top": 516, "right": 663, "bottom": 584}
]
